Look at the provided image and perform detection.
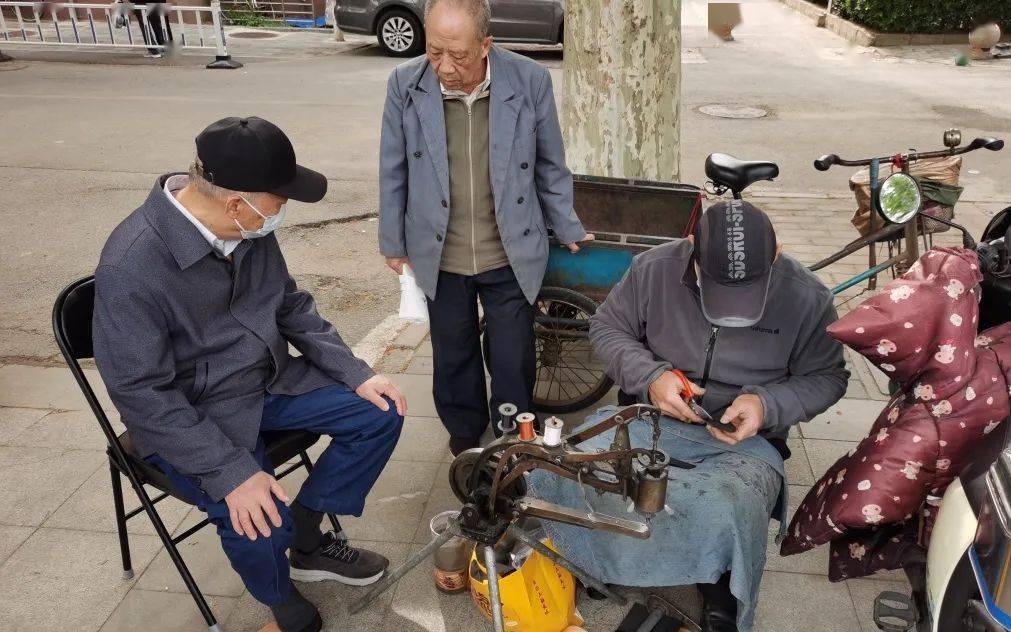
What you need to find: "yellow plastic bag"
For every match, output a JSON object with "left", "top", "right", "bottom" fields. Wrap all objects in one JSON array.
[{"left": 468, "top": 538, "right": 584, "bottom": 632}]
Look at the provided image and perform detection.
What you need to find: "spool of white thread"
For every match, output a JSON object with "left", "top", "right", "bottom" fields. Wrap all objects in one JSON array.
[{"left": 543, "top": 416, "right": 564, "bottom": 447}]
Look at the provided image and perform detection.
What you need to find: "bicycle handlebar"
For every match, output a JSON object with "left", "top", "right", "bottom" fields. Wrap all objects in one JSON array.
[{"left": 814, "top": 137, "right": 1004, "bottom": 171}]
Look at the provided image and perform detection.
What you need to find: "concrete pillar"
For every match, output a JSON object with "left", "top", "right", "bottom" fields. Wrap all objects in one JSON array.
[{"left": 562, "top": 0, "right": 682, "bottom": 181}]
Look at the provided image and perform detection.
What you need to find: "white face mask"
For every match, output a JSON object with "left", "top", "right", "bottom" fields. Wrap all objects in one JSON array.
[{"left": 235, "top": 195, "right": 286, "bottom": 239}]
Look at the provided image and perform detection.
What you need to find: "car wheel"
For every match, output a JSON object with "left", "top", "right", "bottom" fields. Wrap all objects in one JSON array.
[{"left": 376, "top": 10, "right": 424, "bottom": 57}]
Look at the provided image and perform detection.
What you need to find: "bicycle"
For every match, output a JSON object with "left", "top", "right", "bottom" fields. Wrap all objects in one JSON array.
[{"left": 807, "top": 130, "right": 1004, "bottom": 296}]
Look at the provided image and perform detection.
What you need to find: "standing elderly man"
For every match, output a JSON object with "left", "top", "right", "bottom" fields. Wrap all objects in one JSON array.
[
  {"left": 93, "top": 117, "right": 405, "bottom": 632},
  {"left": 379, "top": 0, "right": 592, "bottom": 454},
  {"left": 530, "top": 201, "right": 849, "bottom": 631}
]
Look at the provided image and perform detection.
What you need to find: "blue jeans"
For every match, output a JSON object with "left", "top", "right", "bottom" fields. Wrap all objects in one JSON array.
[{"left": 147, "top": 384, "right": 403, "bottom": 606}]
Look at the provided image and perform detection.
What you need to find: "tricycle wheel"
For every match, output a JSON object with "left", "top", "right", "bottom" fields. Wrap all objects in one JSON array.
[{"left": 533, "top": 287, "right": 613, "bottom": 414}]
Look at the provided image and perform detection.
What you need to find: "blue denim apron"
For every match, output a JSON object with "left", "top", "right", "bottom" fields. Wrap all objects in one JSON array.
[{"left": 527, "top": 406, "right": 787, "bottom": 631}]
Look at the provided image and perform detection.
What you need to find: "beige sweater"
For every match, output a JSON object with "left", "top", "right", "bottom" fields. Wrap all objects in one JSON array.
[{"left": 439, "top": 95, "right": 509, "bottom": 276}]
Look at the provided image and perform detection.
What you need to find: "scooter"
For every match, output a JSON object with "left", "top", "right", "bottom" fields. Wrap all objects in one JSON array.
[{"left": 865, "top": 174, "right": 1011, "bottom": 631}]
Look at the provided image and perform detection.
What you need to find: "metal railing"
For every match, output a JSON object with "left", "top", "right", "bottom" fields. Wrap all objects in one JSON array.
[
  {"left": 220, "top": 0, "right": 313, "bottom": 23},
  {"left": 0, "top": 1, "right": 242, "bottom": 68}
]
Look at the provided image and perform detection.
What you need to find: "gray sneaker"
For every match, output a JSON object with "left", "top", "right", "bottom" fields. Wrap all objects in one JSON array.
[{"left": 289, "top": 531, "right": 389, "bottom": 586}]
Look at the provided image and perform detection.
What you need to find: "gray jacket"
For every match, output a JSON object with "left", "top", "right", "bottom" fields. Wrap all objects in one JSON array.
[
  {"left": 93, "top": 176, "right": 375, "bottom": 500},
  {"left": 589, "top": 239, "right": 848, "bottom": 439},
  {"left": 379, "top": 45, "right": 586, "bottom": 304}
]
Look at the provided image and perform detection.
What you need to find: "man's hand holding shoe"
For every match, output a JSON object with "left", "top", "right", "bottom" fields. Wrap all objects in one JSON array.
[{"left": 708, "top": 394, "right": 764, "bottom": 446}]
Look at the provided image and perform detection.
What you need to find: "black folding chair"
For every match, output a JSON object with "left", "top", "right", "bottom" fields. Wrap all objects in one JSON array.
[{"left": 53, "top": 276, "right": 341, "bottom": 631}]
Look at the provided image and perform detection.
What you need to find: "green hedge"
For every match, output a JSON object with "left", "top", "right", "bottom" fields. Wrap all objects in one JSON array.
[{"left": 832, "top": 0, "right": 1011, "bottom": 34}]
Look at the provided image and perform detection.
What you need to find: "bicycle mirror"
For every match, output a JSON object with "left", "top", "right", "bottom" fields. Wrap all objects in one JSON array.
[{"left": 877, "top": 173, "right": 922, "bottom": 224}]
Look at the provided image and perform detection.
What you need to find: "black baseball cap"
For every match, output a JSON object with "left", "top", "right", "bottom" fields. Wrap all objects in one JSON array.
[
  {"left": 693, "top": 200, "right": 777, "bottom": 327},
  {"left": 194, "top": 116, "right": 327, "bottom": 203}
]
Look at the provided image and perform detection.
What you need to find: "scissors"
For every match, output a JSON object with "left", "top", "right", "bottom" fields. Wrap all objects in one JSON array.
[{"left": 669, "top": 370, "right": 737, "bottom": 432}]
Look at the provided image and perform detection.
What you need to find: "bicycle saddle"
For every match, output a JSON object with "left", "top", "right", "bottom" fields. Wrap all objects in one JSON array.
[{"left": 705, "top": 153, "right": 779, "bottom": 194}]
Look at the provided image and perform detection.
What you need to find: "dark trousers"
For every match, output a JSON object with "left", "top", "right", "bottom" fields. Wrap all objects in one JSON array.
[
  {"left": 147, "top": 384, "right": 403, "bottom": 606},
  {"left": 428, "top": 266, "right": 536, "bottom": 439},
  {"left": 133, "top": 1, "right": 173, "bottom": 53}
]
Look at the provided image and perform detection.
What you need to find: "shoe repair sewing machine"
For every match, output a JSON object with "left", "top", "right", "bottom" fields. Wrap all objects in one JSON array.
[{"left": 348, "top": 403, "right": 701, "bottom": 631}]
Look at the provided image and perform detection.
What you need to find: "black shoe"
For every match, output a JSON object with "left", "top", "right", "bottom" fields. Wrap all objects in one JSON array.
[
  {"left": 290, "top": 531, "right": 389, "bottom": 586},
  {"left": 699, "top": 573, "right": 738, "bottom": 632},
  {"left": 701, "top": 607, "right": 737, "bottom": 632},
  {"left": 449, "top": 436, "right": 480, "bottom": 456},
  {"left": 271, "top": 585, "right": 322, "bottom": 632}
]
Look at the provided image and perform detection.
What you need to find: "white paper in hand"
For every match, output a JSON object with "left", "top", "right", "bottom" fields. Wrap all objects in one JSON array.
[{"left": 398, "top": 264, "right": 429, "bottom": 323}]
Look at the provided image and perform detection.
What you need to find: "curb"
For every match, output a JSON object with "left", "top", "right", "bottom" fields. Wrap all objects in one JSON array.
[
  {"left": 351, "top": 315, "right": 412, "bottom": 368},
  {"left": 777, "top": 0, "right": 982, "bottom": 48}
]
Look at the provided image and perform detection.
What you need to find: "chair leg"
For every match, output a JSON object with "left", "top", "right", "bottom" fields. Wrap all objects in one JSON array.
[
  {"left": 109, "top": 459, "right": 134, "bottom": 580},
  {"left": 124, "top": 465, "right": 219, "bottom": 628},
  {"left": 298, "top": 451, "right": 343, "bottom": 536}
]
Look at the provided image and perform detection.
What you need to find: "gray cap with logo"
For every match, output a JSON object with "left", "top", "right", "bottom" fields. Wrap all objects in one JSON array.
[{"left": 693, "top": 199, "right": 777, "bottom": 327}]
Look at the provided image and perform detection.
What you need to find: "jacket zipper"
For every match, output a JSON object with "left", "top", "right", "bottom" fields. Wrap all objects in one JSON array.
[
  {"left": 699, "top": 325, "right": 721, "bottom": 390},
  {"left": 466, "top": 102, "right": 477, "bottom": 275}
]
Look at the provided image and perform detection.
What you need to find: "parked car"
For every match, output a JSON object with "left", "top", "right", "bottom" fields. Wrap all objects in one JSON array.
[{"left": 335, "top": 0, "right": 564, "bottom": 57}]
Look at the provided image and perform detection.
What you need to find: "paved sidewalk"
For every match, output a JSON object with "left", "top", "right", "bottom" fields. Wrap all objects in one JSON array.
[{"left": 0, "top": 192, "right": 995, "bottom": 631}]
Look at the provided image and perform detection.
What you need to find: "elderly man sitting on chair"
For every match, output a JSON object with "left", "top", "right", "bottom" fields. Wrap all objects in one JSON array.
[
  {"left": 92, "top": 117, "right": 405, "bottom": 632},
  {"left": 530, "top": 201, "right": 848, "bottom": 631}
]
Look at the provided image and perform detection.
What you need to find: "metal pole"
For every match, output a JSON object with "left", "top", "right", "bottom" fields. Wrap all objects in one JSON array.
[
  {"left": 634, "top": 608, "right": 666, "bottom": 632},
  {"left": 205, "top": 0, "right": 242, "bottom": 69},
  {"left": 483, "top": 545, "right": 506, "bottom": 632},
  {"left": 348, "top": 519, "right": 458, "bottom": 614},
  {"left": 507, "top": 525, "right": 628, "bottom": 606}
]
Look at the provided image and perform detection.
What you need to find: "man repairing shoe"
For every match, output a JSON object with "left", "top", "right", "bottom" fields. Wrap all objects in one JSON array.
[
  {"left": 93, "top": 117, "right": 405, "bottom": 632},
  {"left": 529, "top": 200, "right": 848, "bottom": 631}
]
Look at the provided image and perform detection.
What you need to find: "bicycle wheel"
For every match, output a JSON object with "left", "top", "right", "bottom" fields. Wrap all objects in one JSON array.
[{"left": 533, "top": 287, "right": 613, "bottom": 414}]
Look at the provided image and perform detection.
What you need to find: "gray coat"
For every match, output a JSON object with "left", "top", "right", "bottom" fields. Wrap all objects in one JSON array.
[
  {"left": 379, "top": 45, "right": 586, "bottom": 304},
  {"left": 589, "top": 239, "right": 849, "bottom": 440},
  {"left": 93, "top": 176, "right": 375, "bottom": 501}
]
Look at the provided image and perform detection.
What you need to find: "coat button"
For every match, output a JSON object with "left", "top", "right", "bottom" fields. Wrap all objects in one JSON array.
[
  {"left": 436, "top": 234, "right": 443, "bottom": 242},
  {"left": 523, "top": 228, "right": 530, "bottom": 236},
  {"left": 517, "top": 197, "right": 525, "bottom": 204},
  {"left": 520, "top": 162, "right": 529, "bottom": 169},
  {"left": 441, "top": 200, "right": 448, "bottom": 208},
  {"left": 413, "top": 151, "right": 422, "bottom": 158}
]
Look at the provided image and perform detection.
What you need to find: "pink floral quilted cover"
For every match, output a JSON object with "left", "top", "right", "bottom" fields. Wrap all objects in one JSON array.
[{"left": 780, "top": 248, "right": 1011, "bottom": 580}]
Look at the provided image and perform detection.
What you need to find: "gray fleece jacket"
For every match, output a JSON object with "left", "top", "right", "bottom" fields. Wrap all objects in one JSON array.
[{"left": 588, "top": 239, "right": 849, "bottom": 440}]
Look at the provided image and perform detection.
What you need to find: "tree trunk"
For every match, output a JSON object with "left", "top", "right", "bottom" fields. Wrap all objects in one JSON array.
[{"left": 562, "top": 0, "right": 682, "bottom": 182}]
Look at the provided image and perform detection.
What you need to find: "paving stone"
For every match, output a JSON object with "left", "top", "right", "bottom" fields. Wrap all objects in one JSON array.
[
  {"left": 0, "top": 406, "right": 49, "bottom": 444},
  {"left": 393, "top": 322, "right": 430, "bottom": 350},
  {"left": 44, "top": 463, "right": 193, "bottom": 537},
  {"left": 754, "top": 570, "right": 861, "bottom": 631},
  {"left": 0, "top": 364, "right": 113, "bottom": 411},
  {"left": 340, "top": 460, "right": 439, "bottom": 544},
  {"left": 785, "top": 437, "right": 814, "bottom": 486},
  {"left": 404, "top": 354, "right": 434, "bottom": 375},
  {"left": 412, "top": 484, "right": 460, "bottom": 545},
  {"left": 390, "top": 373, "right": 438, "bottom": 419},
  {"left": 414, "top": 339, "right": 433, "bottom": 358},
  {"left": 100, "top": 589, "right": 239, "bottom": 632},
  {"left": 765, "top": 485, "right": 829, "bottom": 576},
  {"left": 0, "top": 524, "right": 34, "bottom": 565},
  {"left": 801, "top": 398, "right": 881, "bottom": 442},
  {"left": 8, "top": 408, "right": 111, "bottom": 451},
  {"left": 375, "top": 347, "right": 414, "bottom": 374},
  {"left": 803, "top": 439, "right": 858, "bottom": 480},
  {"left": 136, "top": 509, "right": 249, "bottom": 598},
  {"left": 0, "top": 446, "right": 105, "bottom": 526},
  {"left": 0, "top": 527, "right": 162, "bottom": 632},
  {"left": 391, "top": 416, "right": 451, "bottom": 463},
  {"left": 223, "top": 541, "right": 411, "bottom": 632},
  {"left": 847, "top": 577, "right": 911, "bottom": 632}
]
